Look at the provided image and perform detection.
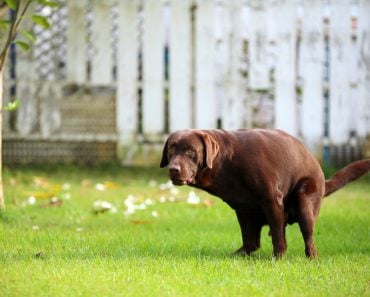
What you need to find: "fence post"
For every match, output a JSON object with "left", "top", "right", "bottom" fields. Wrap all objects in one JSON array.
[
  {"left": 329, "top": 0, "right": 352, "bottom": 144},
  {"left": 117, "top": 0, "right": 139, "bottom": 144},
  {"left": 66, "top": 0, "right": 88, "bottom": 84},
  {"left": 90, "top": 0, "right": 114, "bottom": 85},
  {"left": 142, "top": 0, "right": 165, "bottom": 139},
  {"left": 273, "top": 0, "right": 297, "bottom": 136},
  {"left": 169, "top": 0, "right": 192, "bottom": 131},
  {"left": 40, "top": 82, "right": 61, "bottom": 138},
  {"left": 195, "top": 0, "right": 216, "bottom": 129},
  {"left": 301, "top": 0, "right": 324, "bottom": 152},
  {"left": 358, "top": 0, "right": 370, "bottom": 139},
  {"left": 222, "top": 0, "right": 247, "bottom": 130}
]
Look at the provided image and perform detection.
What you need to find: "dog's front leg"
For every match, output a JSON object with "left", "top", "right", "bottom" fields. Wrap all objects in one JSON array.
[{"left": 234, "top": 211, "right": 264, "bottom": 256}]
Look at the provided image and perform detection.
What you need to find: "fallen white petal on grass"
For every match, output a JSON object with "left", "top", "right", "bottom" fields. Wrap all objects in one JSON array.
[
  {"left": 124, "top": 206, "right": 136, "bottom": 216},
  {"left": 159, "top": 180, "right": 174, "bottom": 191},
  {"left": 62, "top": 183, "right": 71, "bottom": 190},
  {"left": 145, "top": 198, "right": 154, "bottom": 205},
  {"left": 137, "top": 203, "right": 147, "bottom": 210},
  {"left": 151, "top": 211, "right": 159, "bottom": 218},
  {"left": 124, "top": 194, "right": 137, "bottom": 206},
  {"left": 61, "top": 193, "right": 71, "bottom": 200},
  {"left": 148, "top": 180, "right": 158, "bottom": 187},
  {"left": 187, "top": 191, "right": 201, "bottom": 204},
  {"left": 123, "top": 195, "right": 149, "bottom": 215},
  {"left": 32, "top": 225, "right": 40, "bottom": 231},
  {"left": 123, "top": 194, "right": 160, "bottom": 216},
  {"left": 170, "top": 187, "right": 180, "bottom": 195},
  {"left": 27, "top": 196, "right": 36, "bottom": 205},
  {"left": 123, "top": 195, "right": 137, "bottom": 216},
  {"left": 95, "top": 183, "right": 106, "bottom": 191},
  {"left": 93, "top": 200, "right": 116, "bottom": 214},
  {"left": 51, "top": 197, "right": 59, "bottom": 204}
]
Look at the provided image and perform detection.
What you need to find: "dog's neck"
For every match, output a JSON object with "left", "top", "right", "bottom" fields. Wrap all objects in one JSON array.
[
  {"left": 193, "top": 159, "right": 224, "bottom": 192},
  {"left": 194, "top": 167, "right": 213, "bottom": 189}
]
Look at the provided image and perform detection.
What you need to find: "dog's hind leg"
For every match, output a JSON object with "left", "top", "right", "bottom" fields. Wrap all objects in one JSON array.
[
  {"left": 262, "top": 200, "right": 287, "bottom": 258},
  {"left": 296, "top": 192, "right": 321, "bottom": 259}
]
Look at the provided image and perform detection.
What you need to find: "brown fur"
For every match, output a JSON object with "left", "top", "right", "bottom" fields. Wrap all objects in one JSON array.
[{"left": 160, "top": 129, "right": 370, "bottom": 258}]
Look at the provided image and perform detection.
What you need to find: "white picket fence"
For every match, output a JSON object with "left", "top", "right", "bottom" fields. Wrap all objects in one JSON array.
[
  {"left": 3, "top": 0, "right": 370, "bottom": 161},
  {"left": 118, "top": 0, "right": 370, "bottom": 151}
]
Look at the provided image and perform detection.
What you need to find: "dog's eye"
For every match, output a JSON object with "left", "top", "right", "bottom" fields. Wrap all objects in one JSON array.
[
  {"left": 168, "top": 147, "right": 175, "bottom": 155},
  {"left": 185, "top": 149, "right": 195, "bottom": 157}
]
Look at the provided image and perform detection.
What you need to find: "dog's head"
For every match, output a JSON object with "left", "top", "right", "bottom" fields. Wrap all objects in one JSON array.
[{"left": 160, "top": 130, "right": 219, "bottom": 186}]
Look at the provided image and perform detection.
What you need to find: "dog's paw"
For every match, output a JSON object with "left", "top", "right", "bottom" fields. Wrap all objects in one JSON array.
[{"left": 232, "top": 246, "right": 250, "bottom": 257}]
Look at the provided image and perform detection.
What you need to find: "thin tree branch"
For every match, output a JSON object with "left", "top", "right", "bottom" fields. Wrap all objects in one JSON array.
[
  {"left": 0, "top": 0, "right": 33, "bottom": 71},
  {"left": 12, "top": 0, "right": 34, "bottom": 37},
  {"left": 0, "top": 5, "right": 19, "bottom": 70}
]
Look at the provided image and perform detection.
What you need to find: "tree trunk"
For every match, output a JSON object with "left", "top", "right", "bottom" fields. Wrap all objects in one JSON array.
[
  {"left": 0, "top": 68, "right": 4, "bottom": 210},
  {"left": 0, "top": 1, "right": 35, "bottom": 211}
]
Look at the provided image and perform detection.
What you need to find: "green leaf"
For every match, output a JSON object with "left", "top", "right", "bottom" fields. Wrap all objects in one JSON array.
[
  {"left": 13, "top": 40, "right": 30, "bottom": 51},
  {"left": 21, "top": 30, "right": 37, "bottom": 44},
  {"left": 0, "top": 20, "right": 11, "bottom": 32},
  {"left": 0, "top": 20, "right": 11, "bottom": 26},
  {"left": 3, "top": 99, "right": 20, "bottom": 112},
  {"left": 37, "top": 0, "right": 60, "bottom": 8},
  {"left": 31, "top": 15, "right": 51, "bottom": 29},
  {"left": 4, "top": 0, "right": 17, "bottom": 10}
]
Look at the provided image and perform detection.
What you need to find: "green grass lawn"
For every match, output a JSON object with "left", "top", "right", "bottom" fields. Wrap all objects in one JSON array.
[{"left": 0, "top": 164, "right": 369, "bottom": 297}]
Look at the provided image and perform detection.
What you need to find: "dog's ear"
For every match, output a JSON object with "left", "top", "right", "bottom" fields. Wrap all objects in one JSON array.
[
  {"left": 200, "top": 132, "right": 219, "bottom": 169},
  {"left": 160, "top": 139, "right": 169, "bottom": 168}
]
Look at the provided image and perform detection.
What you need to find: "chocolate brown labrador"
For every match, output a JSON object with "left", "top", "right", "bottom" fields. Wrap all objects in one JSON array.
[{"left": 160, "top": 129, "right": 370, "bottom": 258}]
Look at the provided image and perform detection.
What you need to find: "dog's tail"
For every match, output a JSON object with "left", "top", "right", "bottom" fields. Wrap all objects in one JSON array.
[{"left": 324, "top": 159, "right": 370, "bottom": 197}]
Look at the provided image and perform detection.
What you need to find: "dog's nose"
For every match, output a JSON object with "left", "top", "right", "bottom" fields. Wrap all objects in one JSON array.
[{"left": 169, "top": 165, "right": 180, "bottom": 175}]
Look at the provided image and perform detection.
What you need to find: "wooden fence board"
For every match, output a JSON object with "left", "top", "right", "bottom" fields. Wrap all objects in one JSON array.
[
  {"left": 214, "top": 2, "right": 229, "bottom": 127},
  {"left": 142, "top": 0, "right": 165, "bottom": 138},
  {"left": 358, "top": 0, "right": 370, "bottom": 138},
  {"left": 66, "top": 0, "right": 88, "bottom": 84},
  {"left": 329, "top": 0, "right": 352, "bottom": 144},
  {"left": 195, "top": 0, "right": 216, "bottom": 129},
  {"left": 273, "top": 0, "right": 297, "bottom": 136},
  {"left": 15, "top": 4, "right": 37, "bottom": 136},
  {"left": 301, "top": 0, "right": 324, "bottom": 151},
  {"left": 116, "top": 0, "right": 139, "bottom": 142},
  {"left": 222, "top": 0, "right": 248, "bottom": 130},
  {"left": 91, "top": 0, "right": 114, "bottom": 85},
  {"left": 247, "top": 1, "right": 270, "bottom": 90},
  {"left": 169, "top": 0, "right": 192, "bottom": 131}
]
